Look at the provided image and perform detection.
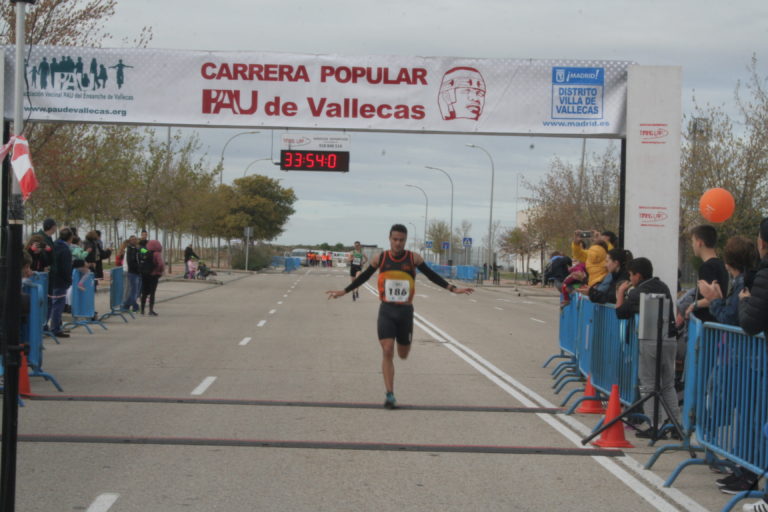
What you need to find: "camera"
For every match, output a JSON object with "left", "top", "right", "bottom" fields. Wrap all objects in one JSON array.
[{"left": 579, "top": 231, "right": 592, "bottom": 238}]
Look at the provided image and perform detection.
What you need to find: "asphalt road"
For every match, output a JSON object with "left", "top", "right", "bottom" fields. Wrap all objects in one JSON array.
[{"left": 12, "top": 267, "right": 733, "bottom": 511}]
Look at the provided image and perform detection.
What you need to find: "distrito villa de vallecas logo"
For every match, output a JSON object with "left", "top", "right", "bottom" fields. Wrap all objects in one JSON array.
[
  {"left": 438, "top": 66, "right": 486, "bottom": 121},
  {"left": 25, "top": 54, "right": 133, "bottom": 92}
]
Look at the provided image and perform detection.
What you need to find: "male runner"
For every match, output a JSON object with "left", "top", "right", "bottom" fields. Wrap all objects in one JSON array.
[
  {"left": 327, "top": 224, "right": 473, "bottom": 409},
  {"left": 347, "top": 241, "right": 368, "bottom": 301}
]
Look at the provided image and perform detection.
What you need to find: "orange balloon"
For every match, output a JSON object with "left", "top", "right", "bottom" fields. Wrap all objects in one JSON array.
[{"left": 699, "top": 188, "right": 735, "bottom": 223}]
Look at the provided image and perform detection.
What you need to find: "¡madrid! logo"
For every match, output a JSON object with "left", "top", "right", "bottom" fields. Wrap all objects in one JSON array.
[
  {"left": 438, "top": 67, "right": 486, "bottom": 121},
  {"left": 26, "top": 55, "right": 133, "bottom": 92}
]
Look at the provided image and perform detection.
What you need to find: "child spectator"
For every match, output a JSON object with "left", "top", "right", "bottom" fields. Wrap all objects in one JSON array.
[
  {"left": 615, "top": 257, "right": 681, "bottom": 438},
  {"left": 698, "top": 235, "right": 757, "bottom": 326},
  {"left": 560, "top": 261, "right": 587, "bottom": 308},
  {"left": 589, "top": 248, "right": 633, "bottom": 304}
]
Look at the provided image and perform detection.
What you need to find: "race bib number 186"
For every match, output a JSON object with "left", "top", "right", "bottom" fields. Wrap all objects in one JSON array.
[{"left": 385, "top": 279, "right": 410, "bottom": 302}]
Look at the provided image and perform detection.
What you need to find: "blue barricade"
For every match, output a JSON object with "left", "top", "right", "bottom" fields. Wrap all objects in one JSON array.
[
  {"left": 63, "top": 270, "right": 107, "bottom": 334},
  {"left": 664, "top": 322, "right": 768, "bottom": 511},
  {"left": 271, "top": 256, "right": 285, "bottom": 268},
  {"left": 21, "top": 273, "right": 62, "bottom": 391},
  {"left": 99, "top": 267, "right": 133, "bottom": 323},
  {"left": 455, "top": 266, "right": 477, "bottom": 281}
]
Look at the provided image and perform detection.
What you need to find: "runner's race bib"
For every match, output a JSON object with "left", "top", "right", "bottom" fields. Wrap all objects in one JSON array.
[
  {"left": 353, "top": 257, "right": 361, "bottom": 265},
  {"left": 384, "top": 279, "right": 410, "bottom": 302}
]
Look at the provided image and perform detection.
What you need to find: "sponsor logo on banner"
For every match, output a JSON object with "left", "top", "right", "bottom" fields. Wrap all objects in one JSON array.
[
  {"left": 24, "top": 52, "right": 133, "bottom": 118},
  {"left": 639, "top": 123, "right": 669, "bottom": 144},
  {"left": 638, "top": 206, "right": 668, "bottom": 227},
  {"left": 437, "top": 67, "right": 486, "bottom": 121},
  {"left": 551, "top": 67, "right": 604, "bottom": 120}
]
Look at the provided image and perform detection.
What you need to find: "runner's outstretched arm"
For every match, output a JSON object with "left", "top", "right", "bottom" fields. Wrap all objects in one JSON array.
[
  {"left": 327, "top": 255, "right": 380, "bottom": 299},
  {"left": 416, "top": 262, "right": 474, "bottom": 294}
]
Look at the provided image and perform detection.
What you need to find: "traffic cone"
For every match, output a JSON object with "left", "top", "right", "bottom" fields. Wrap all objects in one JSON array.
[
  {"left": 593, "top": 384, "right": 634, "bottom": 448},
  {"left": 19, "top": 352, "right": 32, "bottom": 397},
  {"left": 576, "top": 375, "right": 606, "bottom": 414}
]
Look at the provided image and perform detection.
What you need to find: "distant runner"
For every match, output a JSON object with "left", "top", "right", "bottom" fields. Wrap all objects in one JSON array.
[
  {"left": 326, "top": 224, "right": 473, "bottom": 409},
  {"left": 347, "top": 241, "right": 368, "bottom": 301}
]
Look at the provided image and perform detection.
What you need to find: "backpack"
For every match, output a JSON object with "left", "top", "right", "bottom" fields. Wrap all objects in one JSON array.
[{"left": 138, "top": 248, "right": 155, "bottom": 275}]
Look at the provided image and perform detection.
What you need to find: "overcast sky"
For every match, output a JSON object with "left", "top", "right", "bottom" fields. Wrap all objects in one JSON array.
[{"left": 102, "top": 0, "right": 768, "bottom": 249}]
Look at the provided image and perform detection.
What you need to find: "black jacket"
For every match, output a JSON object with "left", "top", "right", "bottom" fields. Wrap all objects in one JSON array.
[
  {"left": 51, "top": 239, "right": 73, "bottom": 289},
  {"left": 739, "top": 255, "right": 768, "bottom": 337},
  {"left": 546, "top": 255, "right": 572, "bottom": 282},
  {"left": 125, "top": 245, "right": 140, "bottom": 274},
  {"left": 616, "top": 276, "right": 677, "bottom": 338},
  {"left": 589, "top": 269, "right": 629, "bottom": 304}
]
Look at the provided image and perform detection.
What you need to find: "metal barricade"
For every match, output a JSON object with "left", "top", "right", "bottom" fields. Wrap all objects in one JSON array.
[
  {"left": 99, "top": 267, "right": 133, "bottom": 323},
  {"left": 63, "top": 270, "right": 107, "bottom": 334},
  {"left": 22, "top": 275, "right": 62, "bottom": 391},
  {"left": 664, "top": 322, "right": 767, "bottom": 511}
]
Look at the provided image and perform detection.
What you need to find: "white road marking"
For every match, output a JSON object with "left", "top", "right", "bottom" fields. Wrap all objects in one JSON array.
[
  {"left": 469, "top": 299, "right": 477, "bottom": 303},
  {"left": 269, "top": 309, "right": 276, "bottom": 315},
  {"left": 86, "top": 493, "right": 120, "bottom": 512},
  {"left": 283, "top": 294, "right": 288, "bottom": 298},
  {"left": 239, "top": 337, "right": 252, "bottom": 346},
  {"left": 257, "top": 320, "right": 267, "bottom": 327},
  {"left": 416, "top": 294, "right": 429, "bottom": 298},
  {"left": 522, "top": 300, "right": 536, "bottom": 304},
  {"left": 530, "top": 317, "right": 546, "bottom": 324},
  {"left": 277, "top": 301, "right": 283, "bottom": 305},
  {"left": 191, "top": 376, "right": 216, "bottom": 396},
  {"left": 496, "top": 298, "right": 512, "bottom": 302},
  {"left": 494, "top": 306, "right": 504, "bottom": 311},
  {"left": 413, "top": 312, "right": 708, "bottom": 512}
]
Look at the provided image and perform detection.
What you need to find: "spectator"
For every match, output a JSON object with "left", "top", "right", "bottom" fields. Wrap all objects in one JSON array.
[
  {"left": 545, "top": 252, "right": 572, "bottom": 290},
  {"left": 34, "top": 218, "right": 57, "bottom": 272},
  {"left": 184, "top": 244, "right": 199, "bottom": 278},
  {"left": 571, "top": 231, "right": 609, "bottom": 287},
  {"left": 589, "top": 248, "right": 632, "bottom": 304},
  {"left": 698, "top": 236, "right": 757, "bottom": 326},
  {"left": 739, "top": 217, "right": 768, "bottom": 337},
  {"left": 687, "top": 225, "right": 729, "bottom": 322},
  {"left": 140, "top": 239, "right": 164, "bottom": 316},
  {"left": 49, "top": 228, "right": 73, "bottom": 338},
  {"left": 122, "top": 235, "right": 141, "bottom": 312},
  {"left": 560, "top": 261, "right": 587, "bottom": 308},
  {"left": 25, "top": 233, "right": 48, "bottom": 272},
  {"left": 138, "top": 229, "right": 149, "bottom": 248},
  {"left": 615, "top": 257, "right": 680, "bottom": 438}
]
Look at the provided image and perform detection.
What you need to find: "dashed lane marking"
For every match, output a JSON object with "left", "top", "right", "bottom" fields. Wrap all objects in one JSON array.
[
  {"left": 86, "top": 493, "right": 120, "bottom": 512},
  {"left": 190, "top": 377, "right": 216, "bottom": 396},
  {"left": 239, "top": 337, "right": 252, "bottom": 346},
  {"left": 257, "top": 320, "right": 267, "bottom": 327},
  {"left": 530, "top": 318, "right": 546, "bottom": 324}
]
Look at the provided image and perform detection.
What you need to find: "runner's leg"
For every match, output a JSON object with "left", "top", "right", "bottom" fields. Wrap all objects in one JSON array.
[{"left": 379, "top": 337, "right": 396, "bottom": 393}]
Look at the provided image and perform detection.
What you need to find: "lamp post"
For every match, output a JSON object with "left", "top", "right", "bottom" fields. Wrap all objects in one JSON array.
[
  {"left": 216, "top": 130, "right": 260, "bottom": 267},
  {"left": 466, "top": 144, "right": 495, "bottom": 279},
  {"left": 243, "top": 157, "right": 276, "bottom": 177},
  {"left": 425, "top": 165, "right": 454, "bottom": 266},
  {"left": 405, "top": 184, "right": 428, "bottom": 256}
]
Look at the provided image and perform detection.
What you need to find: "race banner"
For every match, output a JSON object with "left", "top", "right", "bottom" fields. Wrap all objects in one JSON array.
[{"left": 4, "top": 46, "right": 632, "bottom": 136}]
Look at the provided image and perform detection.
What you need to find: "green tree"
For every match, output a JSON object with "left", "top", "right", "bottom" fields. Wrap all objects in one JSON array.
[{"left": 221, "top": 175, "right": 297, "bottom": 241}]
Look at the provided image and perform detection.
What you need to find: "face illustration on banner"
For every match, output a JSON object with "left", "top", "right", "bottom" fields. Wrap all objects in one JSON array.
[{"left": 438, "top": 67, "right": 486, "bottom": 121}]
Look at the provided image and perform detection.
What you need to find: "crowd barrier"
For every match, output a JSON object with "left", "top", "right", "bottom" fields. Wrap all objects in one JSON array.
[
  {"left": 422, "top": 262, "right": 478, "bottom": 281},
  {"left": 62, "top": 270, "right": 107, "bottom": 334},
  {"left": 271, "top": 256, "right": 302, "bottom": 272},
  {"left": 20, "top": 273, "right": 62, "bottom": 392},
  {"left": 99, "top": 267, "right": 134, "bottom": 323},
  {"left": 549, "top": 294, "right": 768, "bottom": 511}
]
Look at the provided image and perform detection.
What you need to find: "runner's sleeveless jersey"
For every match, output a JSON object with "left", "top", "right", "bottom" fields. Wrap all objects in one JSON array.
[
  {"left": 377, "top": 250, "right": 416, "bottom": 304},
  {"left": 351, "top": 251, "right": 364, "bottom": 266}
]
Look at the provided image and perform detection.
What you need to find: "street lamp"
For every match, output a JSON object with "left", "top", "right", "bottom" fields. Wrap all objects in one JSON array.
[
  {"left": 405, "top": 184, "right": 428, "bottom": 255},
  {"left": 466, "top": 144, "right": 495, "bottom": 277},
  {"left": 217, "top": 130, "right": 260, "bottom": 267},
  {"left": 425, "top": 165, "right": 454, "bottom": 266},
  {"left": 243, "top": 157, "right": 276, "bottom": 177},
  {"left": 219, "top": 130, "right": 261, "bottom": 185}
]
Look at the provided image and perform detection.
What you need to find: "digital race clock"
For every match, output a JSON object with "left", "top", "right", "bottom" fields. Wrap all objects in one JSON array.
[{"left": 280, "top": 150, "right": 350, "bottom": 172}]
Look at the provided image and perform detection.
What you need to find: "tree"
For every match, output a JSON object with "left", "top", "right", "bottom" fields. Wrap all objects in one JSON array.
[
  {"left": 221, "top": 175, "right": 297, "bottom": 241},
  {"left": 525, "top": 144, "right": 620, "bottom": 255},
  {"left": 426, "top": 219, "right": 451, "bottom": 261}
]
